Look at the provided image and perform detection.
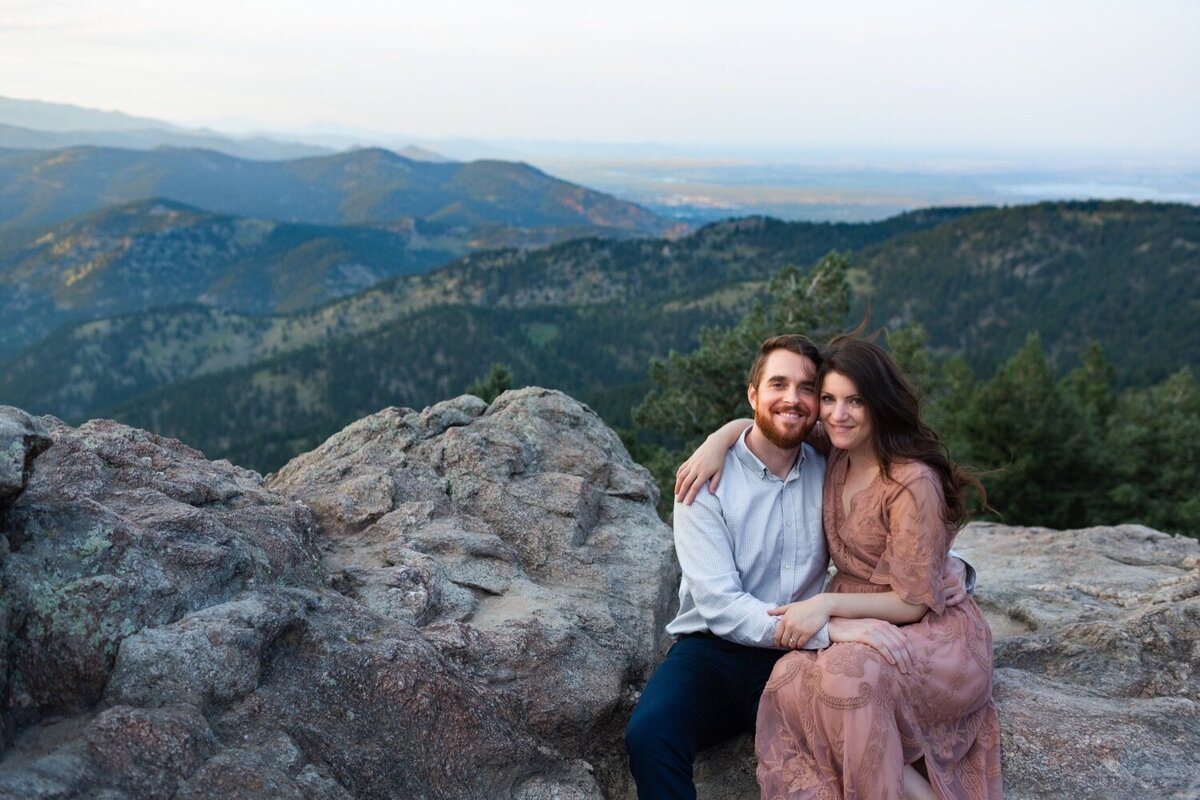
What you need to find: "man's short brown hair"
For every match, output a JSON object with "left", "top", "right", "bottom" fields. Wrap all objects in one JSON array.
[{"left": 747, "top": 334, "right": 822, "bottom": 389}]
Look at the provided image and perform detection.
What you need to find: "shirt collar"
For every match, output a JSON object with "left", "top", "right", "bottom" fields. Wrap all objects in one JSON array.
[{"left": 733, "top": 427, "right": 807, "bottom": 482}]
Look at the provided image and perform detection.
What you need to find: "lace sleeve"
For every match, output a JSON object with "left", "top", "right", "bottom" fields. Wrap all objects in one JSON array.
[{"left": 869, "top": 471, "right": 950, "bottom": 615}]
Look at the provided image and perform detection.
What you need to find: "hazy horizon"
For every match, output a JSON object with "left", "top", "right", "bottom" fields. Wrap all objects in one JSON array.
[{"left": 3, "top": 0, "right": 1198, "bottom": 161}]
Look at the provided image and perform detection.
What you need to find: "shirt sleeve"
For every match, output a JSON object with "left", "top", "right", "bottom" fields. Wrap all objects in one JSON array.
[
  {"left": 673, "top": 495, "right": 782, "bottom": 648},
  {"left": 947, "top": 548, "right": 977, "bottom": 593},
  {"left": 804, "top": 624, "right": 830, "bottom": 650},
  {"left": 870, "top": 473, "right": 949, "bottom": 615}
]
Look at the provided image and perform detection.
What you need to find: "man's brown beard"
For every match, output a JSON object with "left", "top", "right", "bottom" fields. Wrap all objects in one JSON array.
[{"left": 754, "top": 404, "right": 807, "bottom": 450}]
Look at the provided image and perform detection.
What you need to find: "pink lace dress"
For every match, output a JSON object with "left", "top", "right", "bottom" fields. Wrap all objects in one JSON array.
[{"left": 756, "top": 452, "right": 1003, "bottom": 799}]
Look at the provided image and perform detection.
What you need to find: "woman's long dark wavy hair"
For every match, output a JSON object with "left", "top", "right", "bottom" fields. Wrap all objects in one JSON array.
[{"left": 819, "top": 335, "right": 987, "bottom": 528}]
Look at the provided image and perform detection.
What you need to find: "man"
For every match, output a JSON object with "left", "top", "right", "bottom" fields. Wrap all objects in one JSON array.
[{"left": 624, "top": 334, "right": 970, "bottom": 799}]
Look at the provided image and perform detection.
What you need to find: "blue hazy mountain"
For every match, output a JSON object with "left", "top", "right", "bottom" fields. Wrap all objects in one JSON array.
[{"left": 0, "top": 145, "right": 677, "bottom": 241}]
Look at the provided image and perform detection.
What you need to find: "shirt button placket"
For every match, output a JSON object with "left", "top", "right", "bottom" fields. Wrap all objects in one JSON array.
[{"left": 784, "top": 492, "right": 797, "bottom": 592}]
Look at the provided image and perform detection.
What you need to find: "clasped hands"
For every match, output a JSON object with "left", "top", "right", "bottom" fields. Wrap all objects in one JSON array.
[
  {"left": 771, "top": 600, "right": 916, "bottom": 673},
  {"left": 770, "top": 559, "right": 970, "bottom": 674},
  {"left": 771, "top": 595, "right": 919, "bottom": 673}
]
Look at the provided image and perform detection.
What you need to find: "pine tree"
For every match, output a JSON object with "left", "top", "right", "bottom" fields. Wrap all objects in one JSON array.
[
  {"left": 466, "top": 363, "right": 514, "bottom": 403},
  {"left": 634, "top": 252, "right": 851, "bottom": 442},
  {"left": 1104, "top": 368, "right": 1200, "bottom": 535},
  {"left": 955, "top": 333, "right": 1102, "bottom": 527}
]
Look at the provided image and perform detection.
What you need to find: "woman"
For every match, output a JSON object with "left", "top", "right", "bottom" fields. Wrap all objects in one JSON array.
[{"left": 679, "top": 336, "right": 1002, "bottom": 799}]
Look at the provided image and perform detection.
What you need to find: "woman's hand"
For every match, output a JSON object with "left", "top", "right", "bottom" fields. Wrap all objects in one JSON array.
[
  {"left": 674, "top": 420, "right": 750, "bottom": 504},
  {"left": 674, "top": 444, "right": 727, "bottom": 505},
  {"left": 828, "top": 617, "right": 914, "bottom": 673},
  {"left": 769, "top": 595, "right": 833, "bottom": 649}
]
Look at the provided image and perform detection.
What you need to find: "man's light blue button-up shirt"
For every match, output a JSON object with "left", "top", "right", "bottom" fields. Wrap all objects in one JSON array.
[{"left": 667, "top": 430, "right": 830, "bottom": 650}]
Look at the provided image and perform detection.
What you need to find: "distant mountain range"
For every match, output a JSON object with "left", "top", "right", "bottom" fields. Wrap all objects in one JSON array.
[
  {"left": 0, "top": 95, "right": 333, "bottom": 160},
  {"left": 0, "top": 140, "right": 683, "bottom": 349},
  {"left": 4, "top": 201, "right": 1194, "bottom": 472},
  {"left": 0, "top": 145, "right": 679, "bottom": 240},
  {"left": 0, "top": 122, "right": 332, "bottom": 161}
]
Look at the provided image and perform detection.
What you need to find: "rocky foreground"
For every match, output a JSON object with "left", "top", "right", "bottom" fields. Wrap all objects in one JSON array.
[{"left": 1, "top": 394, "right": 1197, "bottom": 799}]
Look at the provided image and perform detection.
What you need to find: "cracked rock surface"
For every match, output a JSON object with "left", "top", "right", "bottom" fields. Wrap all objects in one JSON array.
[{"left": 0, "top": 389, "right": 677, "bottom": 799}]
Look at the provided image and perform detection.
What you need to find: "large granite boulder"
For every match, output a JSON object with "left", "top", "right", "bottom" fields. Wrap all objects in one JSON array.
[
  {"left": 265, "top": 388, "right": 676, "bottom": 794},
  {"left": 0, "top": 390, "right": 677, "bottom": 799},
  {"left": 691, "top": 522, "right": 1200, "bottom": 800}
]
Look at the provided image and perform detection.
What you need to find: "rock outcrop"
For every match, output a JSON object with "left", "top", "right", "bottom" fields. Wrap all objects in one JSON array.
[
  {"left": 1, "top": 392, "right": 1197, "bottom": 799},
  {"left": 0, "top": 406, "right": 51, "bottom": 512},
  {"left": 967, "top": 523, "right": 1199, "bottom": 800},
  {"left": 0, "top": 390, "right": 677, "bottom": 799},
  {"left": 691, "top": 523, "right": 1200, "bottom": 800}
]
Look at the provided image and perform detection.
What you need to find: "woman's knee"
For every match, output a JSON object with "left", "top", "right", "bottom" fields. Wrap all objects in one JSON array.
[{"left": 818, "top": 643, "right": 896, "bottom": 698}]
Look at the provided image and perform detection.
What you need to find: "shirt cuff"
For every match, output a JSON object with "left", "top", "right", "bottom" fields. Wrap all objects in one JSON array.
[
  {"left": 803, "top": 622, "right": 830, "bottom": 650},
  {"left": 948, "top": 549, "right": 977, "bottom": 593}
]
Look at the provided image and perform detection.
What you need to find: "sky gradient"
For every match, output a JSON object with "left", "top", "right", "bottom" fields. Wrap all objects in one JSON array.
[{"left": 2, "top": 0, "right": 1198, "bottom": 156}]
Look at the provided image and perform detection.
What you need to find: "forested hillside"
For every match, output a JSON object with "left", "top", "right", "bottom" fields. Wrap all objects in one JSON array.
[
  {"left": 858, "top": 200, "right": 1200, "bottom": 385},
  {"left": 0, "top": 210, "right": 970, "bottom": 423},
  {"left": 0, "top": 199, "right": 461, "bottom": 357},
  {"left": 3, "top": 201, "right": 1196, "bottom": 481}
]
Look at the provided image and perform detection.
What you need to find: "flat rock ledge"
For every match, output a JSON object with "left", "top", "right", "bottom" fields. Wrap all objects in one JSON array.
[
  {"left": 690, "top": 523, "right": 1200, "bottom": 800},
  {"left": 1, "top": 390, "right": 1197, "bottom": 800}
]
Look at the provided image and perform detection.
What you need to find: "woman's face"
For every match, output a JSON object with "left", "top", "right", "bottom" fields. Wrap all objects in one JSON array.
[{"left": 820, "top": 370, "right": 875, "bottom": 457}]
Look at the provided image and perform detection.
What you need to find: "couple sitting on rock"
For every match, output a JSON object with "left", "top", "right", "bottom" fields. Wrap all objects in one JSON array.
[{"left": 625, "top": 334, "right": 1003, "bottom": 800}]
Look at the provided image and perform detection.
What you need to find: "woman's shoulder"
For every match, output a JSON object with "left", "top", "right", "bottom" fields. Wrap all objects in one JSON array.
[{"left": 885, "top": 459, "right": 941, "bottom": 493}]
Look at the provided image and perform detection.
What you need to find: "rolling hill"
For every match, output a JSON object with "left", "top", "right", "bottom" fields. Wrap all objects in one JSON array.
[
  {"left": 0, "top": 198, "right": 463, "bottom": 358},
  {"left": 10, "top": 201, "right": 1198, "bottom": 474},
  {"left": 96, "top": 203, "right": 1200, "bottom": 471}
]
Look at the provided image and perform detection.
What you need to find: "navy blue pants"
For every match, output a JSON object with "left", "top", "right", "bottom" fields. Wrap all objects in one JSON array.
[{"left": 625, "top": 634, "right": 785, "bottom": 800}]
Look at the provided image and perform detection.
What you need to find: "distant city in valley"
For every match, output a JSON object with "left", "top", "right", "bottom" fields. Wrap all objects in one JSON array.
[{"left": 530, "top": 157, "right": 1200, "bottom": 223}]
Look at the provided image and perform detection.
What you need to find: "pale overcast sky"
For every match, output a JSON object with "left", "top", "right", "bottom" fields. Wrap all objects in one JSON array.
[{"left": 2, "top": 0, "right": 1197, "bottom": 155}]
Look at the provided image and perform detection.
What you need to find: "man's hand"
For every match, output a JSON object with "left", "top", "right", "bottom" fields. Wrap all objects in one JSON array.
[
  {"left": 828, "top": 617, "right": 914, "bottom": 674},
  {"left": 942, "top": 557, "right": 968, "bottom": 607},
  {"left": 769, "top": 595, "right": 832, "bottom": 649}
]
